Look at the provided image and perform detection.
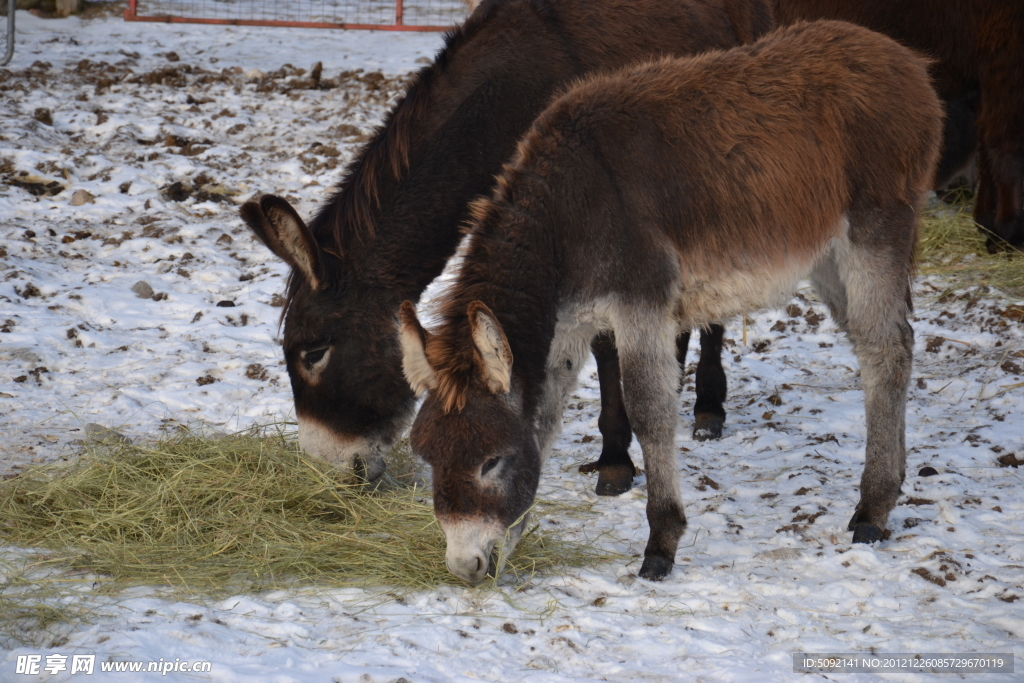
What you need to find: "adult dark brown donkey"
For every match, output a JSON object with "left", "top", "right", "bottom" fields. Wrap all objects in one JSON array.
[
  {"left": 401, "top": 20, "right": 943, "bottom": 583},
  {"left": 240, "top": 0, "right": 773, "bottom": 487},
  {"left": 774, "top": 0, "right": 1024, "bottom": 250}
]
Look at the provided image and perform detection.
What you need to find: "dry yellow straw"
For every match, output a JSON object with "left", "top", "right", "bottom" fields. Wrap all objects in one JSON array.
[
  {"left": 918, "top": 196, "right": 1024, "bottom": 297},
  {"left": 0, "top": 429, "right": 606, "bottom": 610}
]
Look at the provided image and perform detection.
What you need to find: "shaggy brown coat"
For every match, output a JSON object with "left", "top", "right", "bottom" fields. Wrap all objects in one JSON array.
[{"left": 774, "top": 0, "right": 1024, "bottom": 248}]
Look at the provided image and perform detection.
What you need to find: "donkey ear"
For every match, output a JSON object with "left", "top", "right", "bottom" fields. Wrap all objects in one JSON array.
[
  {"left": 467, "top": 301, "right": 512, "bottom": 394},
  {"left": 240, "top": 194, "right": 324, "bottom": 290},
  {"left": 399, "top": 301, "right": 437, "bottom": 396}
]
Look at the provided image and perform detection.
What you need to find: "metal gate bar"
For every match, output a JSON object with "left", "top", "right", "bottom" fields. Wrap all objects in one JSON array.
[{"left": 124, "top": 0, "right": 463, "bottom": 31}]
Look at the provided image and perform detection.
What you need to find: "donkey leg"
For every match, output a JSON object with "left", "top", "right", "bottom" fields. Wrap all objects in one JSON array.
[
  {"left": 817, "top": 226, "right": 912, "bottom": 543},
  {"left": 975, "top": 144, "right": 999, "bottom": 245},
  {"left": 579, "top": 332, "right": 637, "bottom": 496},
  {"left": 674, "top": 330, "right": 691, "bottom": 393},
  {"left": 618, "top": 321, "right": 687, "bottom": 580},
  {"left": 692, "top": 324, "right": 727, "bottom": 441},
  {"left": 976, "top": 64, "right": 1024, "bottom": 251}
]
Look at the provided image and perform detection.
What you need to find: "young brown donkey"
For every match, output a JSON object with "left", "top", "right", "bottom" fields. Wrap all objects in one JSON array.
[
  {"left": 401, "top": 20, "right": 943, "bottom": 583},
  {"left": 240, "top": 0, "right": 773, "bottom": 488}
]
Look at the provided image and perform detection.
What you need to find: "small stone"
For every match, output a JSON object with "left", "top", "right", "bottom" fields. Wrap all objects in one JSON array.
[
  {"left": 33, "top": 108, "right": 53, "bottom": 126},
  {"left": 161, "top": 181, "right": 192, "bottom": 202},
  {"left": 697, "top": 474, "right": 721, "bottom": 490},
  {"left": 245, "top": 363, "right": 268, "bottom": 381},
  {"left": 918, "top": 466, "right": 939, "bottom": 477},
  {"left": 997, "top": 453, "right": 1020, "bottom": 468},
  {"left": 216, "top": 300, "right": 235, "bottom": 307},
  {"left": 1001, "top": 360, "right": 1022, "bottom": 375},
  {"left": 804, "top": 311, "right": 824, "bottom": 326},
  {"left": 131, "top": 281, "right": 155, "bottom": 299},
  {"left": 69, "top": 189, "right": 96, "bottom": 206},
  {"left": 16, "top": 283, "right": 42, "bottom": 298}
]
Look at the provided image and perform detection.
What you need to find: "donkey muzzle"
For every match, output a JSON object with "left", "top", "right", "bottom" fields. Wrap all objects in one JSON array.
[
  {"left": 441, "top": 520, "right": 505, "bottom": 585},
  {"left": 446, "top": 550, "right": 492, "bottom": 585},
  {"left": 297, "top": 418, "right": 387, "bottom": 483}
]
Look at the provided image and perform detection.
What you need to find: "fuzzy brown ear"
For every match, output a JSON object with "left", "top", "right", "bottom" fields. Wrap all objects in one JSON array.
[
  {"left": 399, "top": 301, "right": 437, "bottom": 396},
  {"left": 467, "top": 301, "right": 512, "bottom": 394},
  {"left": 240, "top": 194, "right": 324, "bottom": 289}
]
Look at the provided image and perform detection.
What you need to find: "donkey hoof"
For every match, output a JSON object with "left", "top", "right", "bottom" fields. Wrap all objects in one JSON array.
[
  {"left": 638, "top": 555, "right": 674, "bottom": 581},
  {"left": 851, "top": 523, "right": 884, "bottom": 544},
  {"left": 595, "top": 464, "right": 636, "bottom": 496},
  {"left": 693, "top": 413, "right": 724, "bottom": 441}
]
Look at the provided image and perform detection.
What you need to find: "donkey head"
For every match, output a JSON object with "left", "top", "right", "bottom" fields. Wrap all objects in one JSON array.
[
  {"left": 241, "top": 195, "right": 416, "bottom": 483},
  {"left": 400, "top": 300, "right": 541, "bottom": 584}
]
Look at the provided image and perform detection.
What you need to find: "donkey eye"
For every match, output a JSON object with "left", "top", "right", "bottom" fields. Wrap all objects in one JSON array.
[
  {"left": 480, "top": 457, "right": 501, "bottom": 477},
  {"left": 302, "top": 346, "right": 330, "bottom": 369}
]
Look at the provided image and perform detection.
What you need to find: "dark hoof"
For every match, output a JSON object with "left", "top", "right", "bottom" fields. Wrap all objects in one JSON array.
[
  {"left": 851, "top": 523, "right": 884, "bottom": 544},
  {"left": 638, "top": 555, "right": 674, "bottom": 581},
  {"left": 595, "top": 464, "right": 636, "bottom": 496},
  {"left": 693, "top": 413, "right": 724, "bottom": 441}
]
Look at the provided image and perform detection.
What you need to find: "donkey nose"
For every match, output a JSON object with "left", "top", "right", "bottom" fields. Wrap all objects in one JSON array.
[
  {"left": 353, "top": 455, "right": 386, "bottom": 484},
  {"left": 447, "top": 553, "right": 489, "bottom": 585}
]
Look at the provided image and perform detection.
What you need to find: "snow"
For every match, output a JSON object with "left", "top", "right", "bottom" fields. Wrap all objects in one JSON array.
[{"left": 2, "top": 7, "right": 1023, "bottom": 682}]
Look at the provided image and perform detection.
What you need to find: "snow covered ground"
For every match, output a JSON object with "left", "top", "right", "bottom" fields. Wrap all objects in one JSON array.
[{"left": 2, "top": 8, "right": 1023, "bottom": 682}]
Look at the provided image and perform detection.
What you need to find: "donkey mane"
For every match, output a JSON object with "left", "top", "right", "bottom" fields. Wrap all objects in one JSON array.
[
  {"left": 280, "top": 0, "right": 545, "bottom": 321},
  {"left": 309, "top": 0, "right": 513, "bottom": 258},
  {"left": 426, "top": 152, "right": 553, "bottom": 414}
]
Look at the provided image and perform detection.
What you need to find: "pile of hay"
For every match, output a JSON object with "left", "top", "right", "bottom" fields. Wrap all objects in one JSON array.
[
  {"left": 0, "top": 430, "right": 606, "bottom": 621},
  {"left": 918, "top": 196, "right": 1024, "bottom": 297}
]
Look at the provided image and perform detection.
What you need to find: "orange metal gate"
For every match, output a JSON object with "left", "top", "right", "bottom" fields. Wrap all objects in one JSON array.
[{"left": 124, "top": 0, "right": 467, "bottom": 32}]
